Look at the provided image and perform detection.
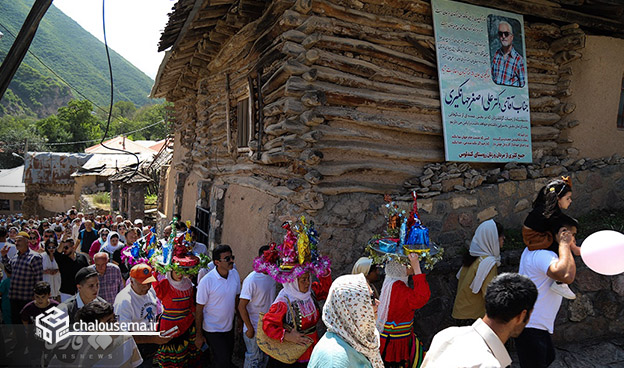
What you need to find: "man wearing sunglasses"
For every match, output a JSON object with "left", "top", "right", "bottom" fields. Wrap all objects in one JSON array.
[
  {"left": 55, "top": 238, "right": 89, "bottom": 302},
  {"left": 195, "top": 244, "right": 241, "bottom": 367},
  {"left": 491, "top": 20, "right": 526, "bottom": 87}
]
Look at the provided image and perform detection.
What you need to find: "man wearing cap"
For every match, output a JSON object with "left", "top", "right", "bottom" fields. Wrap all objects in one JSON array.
[
  {"left": 59, "top": 267, "right": 105, "bottom": 324},
  {"left": 114, "top": 264, "right": 170, "bottom": 368},
  {"left": 55, "top": 238, "right": 90, "bottom": 302}
]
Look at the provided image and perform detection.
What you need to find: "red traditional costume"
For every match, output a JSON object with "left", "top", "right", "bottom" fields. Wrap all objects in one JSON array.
[
  {"left": 262, "top": 273, "right": 331, "bottom": 363},
  {"left": 379, "top": 273, "right": 430, "bottom": 366},
  {"left": 254, "top": 217, "right": 332, "bottom": 365}
]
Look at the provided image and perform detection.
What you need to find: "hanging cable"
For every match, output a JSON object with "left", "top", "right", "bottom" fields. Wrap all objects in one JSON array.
[{"left": 99, "top": 0, "right": 139, "bottom": 177}]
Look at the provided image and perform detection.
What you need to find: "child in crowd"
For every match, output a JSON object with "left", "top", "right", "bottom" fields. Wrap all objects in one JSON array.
[{"left": 522, "top": 176, "right": 580, "bottom": 299}]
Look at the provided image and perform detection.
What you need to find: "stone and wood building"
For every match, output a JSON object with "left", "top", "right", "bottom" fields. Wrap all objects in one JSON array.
[{"left": 152, "top": 0, "right": 624, "bottom": 345}]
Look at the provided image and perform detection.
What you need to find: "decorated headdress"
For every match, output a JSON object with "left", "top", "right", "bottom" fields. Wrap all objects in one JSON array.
[
  {"left": 138, "top": 217, "right": 211, "bottom": 275},
  {"left": 366, "top": 191, "right": 443, "bottom": 270},
  {"left": 254, "top": 216, "right": 330, "bottom": 283}
]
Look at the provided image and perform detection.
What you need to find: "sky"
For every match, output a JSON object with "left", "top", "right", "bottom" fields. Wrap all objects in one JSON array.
[{"left": 53, "top": 0, "right": 176, "bottom": 80}]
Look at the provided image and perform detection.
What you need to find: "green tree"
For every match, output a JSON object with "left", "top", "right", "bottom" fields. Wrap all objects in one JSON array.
[
  {"left": 131, "top": 102, "right": 172, "bottom": 140},
  {"left": 37, "top": 99, "right": 102, "bottom": 152},
  {"left": 0, "top": 115, "right": 46, "bottom": 151}
]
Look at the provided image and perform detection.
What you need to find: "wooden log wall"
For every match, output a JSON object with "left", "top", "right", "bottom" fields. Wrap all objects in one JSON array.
[{"left": 170, "top": 0, "right": 587, "bottom": 210}]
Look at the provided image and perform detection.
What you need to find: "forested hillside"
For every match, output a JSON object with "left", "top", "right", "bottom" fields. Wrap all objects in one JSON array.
[{"left": 0, "top": 0, "right": 155, "bottom": 117}]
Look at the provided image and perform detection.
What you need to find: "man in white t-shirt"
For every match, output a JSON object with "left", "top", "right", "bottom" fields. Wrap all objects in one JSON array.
[
  {"left": 114, "top": 264, "right": 170, "bottom": 368},
  {"left": 238, "top": 245, "right": 277, "bottom": 368},
  {"left": 515, "top": 215, "right": 578, "bottom": 368},
  {"left": 195, "top": 244, "right": 241, "bottom": 368}
]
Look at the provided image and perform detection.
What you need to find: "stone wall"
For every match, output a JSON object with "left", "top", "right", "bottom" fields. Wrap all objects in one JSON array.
[{"left": 231, "top": 159, "right": 624, "bottom": 347}]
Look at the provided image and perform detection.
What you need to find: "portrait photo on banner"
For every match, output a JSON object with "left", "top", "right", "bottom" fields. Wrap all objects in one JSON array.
[{"left": 488, "top": 15, "right": 526, "bottom": 88}]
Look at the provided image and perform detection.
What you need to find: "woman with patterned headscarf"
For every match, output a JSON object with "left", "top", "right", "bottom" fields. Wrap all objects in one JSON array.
[
  {"left": 309, "top": 274, "right": 384, "bottom": 368},
  {"left": 378, "top": 253, "right": 430, "bottom": 368}
]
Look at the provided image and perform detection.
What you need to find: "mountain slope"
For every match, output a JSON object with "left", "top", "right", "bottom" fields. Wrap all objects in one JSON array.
[{"left": 0, "top": 0, "right": 155, "bottom": 117}]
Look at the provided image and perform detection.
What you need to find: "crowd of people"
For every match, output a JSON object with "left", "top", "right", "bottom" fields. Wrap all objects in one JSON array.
[{"left": 0, "top": 175, "right": 582, "bottom": 368}]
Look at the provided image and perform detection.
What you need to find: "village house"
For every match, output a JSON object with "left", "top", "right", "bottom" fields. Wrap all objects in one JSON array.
[{"left": 151, "top": 0, "right": 624, "bottom": 344}]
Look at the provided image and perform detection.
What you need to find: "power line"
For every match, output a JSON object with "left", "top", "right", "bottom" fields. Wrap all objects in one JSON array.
[
  {"left": 0, "top": 21, "right": 124, "bottom": 120},
  {"left": 0, "top": 119, "right": 166, "bottom": 148}
]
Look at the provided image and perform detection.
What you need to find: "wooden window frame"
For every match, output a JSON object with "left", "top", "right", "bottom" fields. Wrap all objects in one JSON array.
[{"left": 236, "top": 76, "right": 257, "bottom": 154}]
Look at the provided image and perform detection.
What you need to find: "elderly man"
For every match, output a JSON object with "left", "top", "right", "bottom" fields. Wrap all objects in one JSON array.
[
  {"left": 1, "top": 231, "right": 42, "bottom": 353},
  {"left": 89, "top": 252, "right": 124, "bottom": 304},
  {"left": 0, "top": 232, "right": 43, "bottom": 324},
  {"left": 491, "top": 20, "right": 526, "bottom": 87},
  {"left": 422, "top": 273, "right": 538, "bottom": 368},
  {"left": 59, "top": 267, "right": 106, "bottom": 324},
  {"left": 159, "top": 226, "right": 172, "bottom": 248},
  {"left": 114, "top": 264, "right": 170, "bottom": 368}
]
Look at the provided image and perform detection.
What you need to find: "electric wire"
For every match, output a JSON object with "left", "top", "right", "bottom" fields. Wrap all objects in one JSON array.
[{"left": 99, "top": 0, "right": 140, "bottom": 177}]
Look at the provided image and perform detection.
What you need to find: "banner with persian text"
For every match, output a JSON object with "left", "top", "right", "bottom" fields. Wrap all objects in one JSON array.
[{"left": 432, "top": 0, "right": 532, "bottom": 163}]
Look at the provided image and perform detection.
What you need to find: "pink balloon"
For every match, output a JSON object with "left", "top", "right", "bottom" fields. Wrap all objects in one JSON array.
[{"left": 580, "top": 230, "right": 624, "bottom": 276}]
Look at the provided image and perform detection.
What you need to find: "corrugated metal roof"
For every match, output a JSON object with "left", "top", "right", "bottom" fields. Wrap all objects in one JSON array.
[
  {"left": 0, "top": 165, "right": 25, "bottom": 193},
  {"left": 85, "top": 136, "right": 159, "bottom": 155},
  {"left": 24, "top": 152, "right": 92, "bottom": 185}
]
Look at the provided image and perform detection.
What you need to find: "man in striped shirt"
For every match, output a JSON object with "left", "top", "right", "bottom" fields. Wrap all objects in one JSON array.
[{"left": 491, "top": 20, "right": 526, "bottom": 87}]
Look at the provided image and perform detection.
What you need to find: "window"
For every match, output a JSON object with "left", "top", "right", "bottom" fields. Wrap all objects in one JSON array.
[
  {"left": 0, "top": 200, "right": 9, "bottom": 211},
  {"left": 235, "top": 75, "right": 258, "bottom": 153},
  {"left": 618, "top": 75, "right": 624, "bottom": 129},
  {"left": 194, "top": 206, "right": 210, "bottom": 246},
  {"left": 236, "top": 98, "right": 251, "bottom": 149},
  {"left": 12, "top": 200, "right": 22, "bottom": 211}
]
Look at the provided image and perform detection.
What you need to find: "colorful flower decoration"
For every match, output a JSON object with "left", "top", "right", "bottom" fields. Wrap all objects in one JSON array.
[
  {"left": 254, "top": 216, "right": 331, "bottom": 284},
  {"left": 366, "top": 191, "right": 443, "bottom": 270},
  {"left": 146, "top": 217, "right": 211, "bottom": 276}
]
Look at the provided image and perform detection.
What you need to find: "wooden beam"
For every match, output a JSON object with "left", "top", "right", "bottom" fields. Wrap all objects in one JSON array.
[
  {"left": 0, "top": 0, "right": 53, "bottom": 100},
  {"left": 458, "top": 0, "right": 623, "bottom": 33}
]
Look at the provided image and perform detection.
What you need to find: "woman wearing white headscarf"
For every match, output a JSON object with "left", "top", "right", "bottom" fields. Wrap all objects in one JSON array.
[
  {"left": 99, "top": 231, "right": 125, "bottom": 259},
  {"left": 309, "top": 274, "right": 384, "bottom": 368},
  {"left": 377, "top": 253, "right": 430, "bottom": 368},
  {"left": 262, "top": 271, "right": 332, "bottom": 367},
  {"left": 452, "top": 219, "right": 505, "bottom": 321},
  {"left": 351, "top": 257, "right": 383, "bottom": 299}
]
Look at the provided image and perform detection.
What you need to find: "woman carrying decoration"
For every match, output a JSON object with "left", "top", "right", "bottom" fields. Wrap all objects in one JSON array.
[
  {"left": 522, "top": 176, "right": 580, "bottom": 299},
  {"left": 452, "top": 219, "right": 504, "bottom": 322},
  {"left": 377, "top": 254, "right": 430, "bottom": 368},
  {"left": 366, "top": 193, "right": 436, "bottom": 368},
  {"left": 255, "top": 218, "right": 332, "bottom": 367}
]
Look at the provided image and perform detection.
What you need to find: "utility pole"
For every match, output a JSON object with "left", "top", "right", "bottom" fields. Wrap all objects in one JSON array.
[{"left": 0, "top": 0, "right": 53, "bottom": 100}]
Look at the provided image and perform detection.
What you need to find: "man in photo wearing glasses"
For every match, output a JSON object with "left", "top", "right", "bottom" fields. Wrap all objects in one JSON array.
[
  {"left": 195, "top": 244, "right": 241, "bottom": 367},
  {"left": 491, "top": 20, "right": 526, "bottom": 87}
]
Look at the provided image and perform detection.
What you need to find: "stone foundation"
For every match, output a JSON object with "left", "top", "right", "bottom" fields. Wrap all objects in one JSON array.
[{"left": 211, "top": 161, "right": 624, "bottom": 346}]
